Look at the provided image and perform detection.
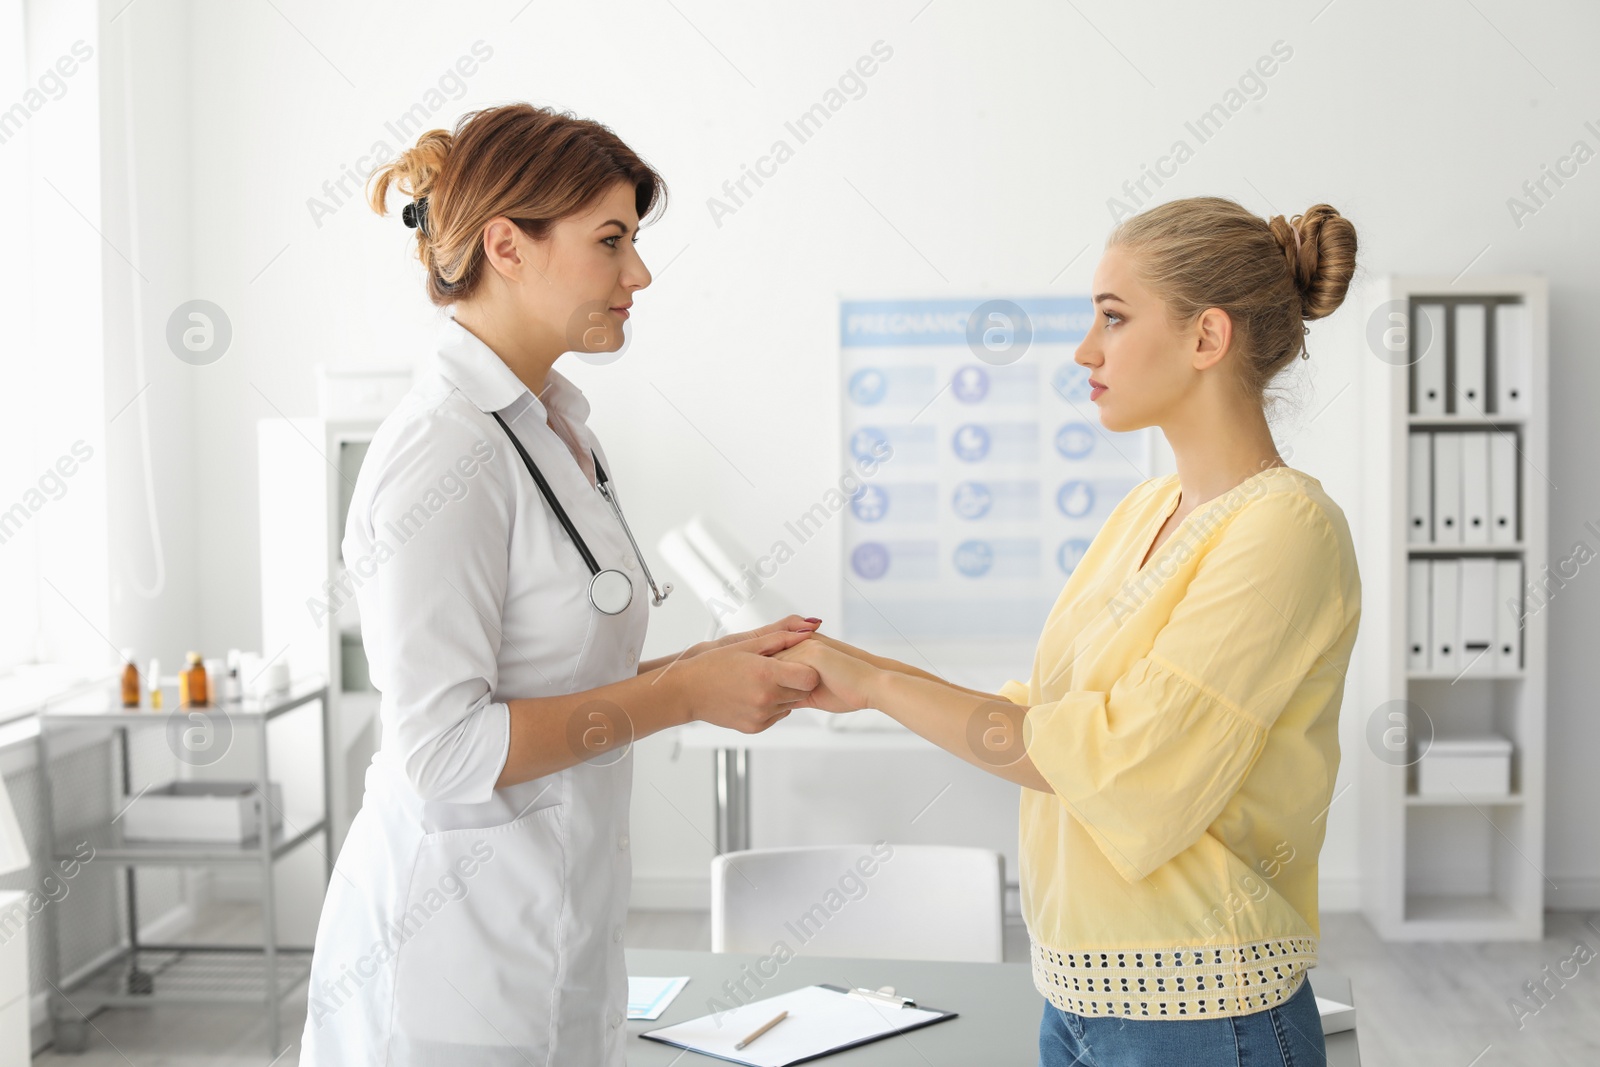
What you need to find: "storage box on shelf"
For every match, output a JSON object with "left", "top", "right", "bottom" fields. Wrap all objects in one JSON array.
[
  {"left": 119, "top": 781, "right": 286, "bottom": 844},
  {"left": 1359, "top": 275, "right": 1548, "bottom": 940},
  {"left": 1415, "top": 735, "right": 1513, "bottom": 798}
]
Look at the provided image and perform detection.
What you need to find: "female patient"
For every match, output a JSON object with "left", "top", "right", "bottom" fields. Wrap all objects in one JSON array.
[{"left": 782, "top": 197, "right": 1361, "bottom": 1067}]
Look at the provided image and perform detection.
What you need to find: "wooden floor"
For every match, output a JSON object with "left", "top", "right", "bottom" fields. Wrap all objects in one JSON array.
[{"left": 29, "top": 907, "right": 1600, "bottom": 1065}]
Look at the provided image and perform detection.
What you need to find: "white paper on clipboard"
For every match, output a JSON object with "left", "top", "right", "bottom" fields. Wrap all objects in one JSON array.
[{"left": 641, "top": 983, "right": 956, "bottom": 1066}]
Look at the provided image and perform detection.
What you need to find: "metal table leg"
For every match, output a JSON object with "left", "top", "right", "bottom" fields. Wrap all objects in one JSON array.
[
  {"left": 258, "top": 719, "right": 279, "bottom": 1054},
  {"left": 119, "top": 726, "right": 151, "bottom": 996},
  {"left": 713, "top": 748, "right": 751, "bottom": 854},
  {"left": 320, "top": 691, "right": 335, "bottom": 881},
  {"left": 35, "top": 723, "right": 66, "bottom": 1044}
]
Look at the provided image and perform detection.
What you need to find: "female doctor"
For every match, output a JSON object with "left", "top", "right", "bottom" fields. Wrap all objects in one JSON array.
[{"left": 300, "top": 103, "right": 821, "bottom": 1065}]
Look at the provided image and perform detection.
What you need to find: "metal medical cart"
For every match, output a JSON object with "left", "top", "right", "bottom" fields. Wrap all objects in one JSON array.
[{"left": 34, "top": 675, "right": 331, "bottom": 1055}]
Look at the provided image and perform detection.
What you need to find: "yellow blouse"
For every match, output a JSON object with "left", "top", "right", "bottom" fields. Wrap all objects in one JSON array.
[{"left": 999, "top": 465, "right": 1360, "bottom": 1020}]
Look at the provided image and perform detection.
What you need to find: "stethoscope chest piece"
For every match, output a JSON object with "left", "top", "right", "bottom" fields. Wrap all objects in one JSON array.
[{"left": 589, "top": 568, "right": 634, "bottom": 615}]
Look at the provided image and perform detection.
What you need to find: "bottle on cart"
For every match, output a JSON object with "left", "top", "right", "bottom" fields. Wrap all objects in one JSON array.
[
  {"left": 179, "top": 651, "right": 209, "bottom": 708},
  {"left": 120, "top": 649, "right": 140, "bottom": 708},
  {"left": 204, "top": 657, "right": 224, "bottom": 706},
  {"left": 148, "top": 657, "right": 163, "bottom": 710},
  {"left": 223, "top": 648, "right": 243, "bottom": 704}
]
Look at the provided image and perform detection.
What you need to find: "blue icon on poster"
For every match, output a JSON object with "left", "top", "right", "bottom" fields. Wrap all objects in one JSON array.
[
  {"left": 951, "top": 366, "right": 989, "bottom": 404},
  {"left": 951, "top": 424, "right": 990, "bottom": 462},
  {"left": 1052, "top": 364, "right": 1093, "bottom": 403},
  {"left": 850, "top": 484, "right": 889, "bottom": 522},
  {"left": 951, "top": 482, "right": 992, "bottom": 519},
  {"left": 1057, "top": 538, "right": 1091, "bottom": 575},
  {"left": 848, "top": 368, "right": 887, "bottom": 406},
  {"left": 850, "top": 427, "right": 889, "bottom": 463},
  {"left": 1054, "top": 422, "right": 1096, "bottom": 459},
  {"left": 953, "top": 539, "right": 994, "bottom": 577},
  {"left": 1057, "top": 480, "right": 1095, "bottom": 518},
  {"left": 851, "top": 542, "right": 890, "bottom": 580}
]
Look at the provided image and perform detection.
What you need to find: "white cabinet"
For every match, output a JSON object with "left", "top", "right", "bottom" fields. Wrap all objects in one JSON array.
[
  {"left": 0, "top": 890, "right": 26, "bottom": 1066},
  {"left": 258, "top": 418, "right": 383, "bottom": 857}
]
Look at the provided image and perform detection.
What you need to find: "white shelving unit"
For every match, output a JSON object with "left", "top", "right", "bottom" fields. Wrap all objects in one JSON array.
[{"left": 1358, "top": 275, "right": 1549, "bottom": 940}]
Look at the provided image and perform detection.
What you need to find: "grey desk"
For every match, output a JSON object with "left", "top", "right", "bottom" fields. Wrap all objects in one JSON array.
[{"left": 627, "top": 949, "right": 1360, "bottom": 1066}]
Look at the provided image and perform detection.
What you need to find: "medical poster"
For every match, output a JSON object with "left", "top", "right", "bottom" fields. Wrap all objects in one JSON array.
[{"left": 840, "top": 296, "right": 1153, "bottom": 641}]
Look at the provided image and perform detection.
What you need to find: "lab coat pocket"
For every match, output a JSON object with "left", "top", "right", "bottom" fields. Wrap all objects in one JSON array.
[{"left": 390, "top": 805, "right": 568, "bottom": 1059}]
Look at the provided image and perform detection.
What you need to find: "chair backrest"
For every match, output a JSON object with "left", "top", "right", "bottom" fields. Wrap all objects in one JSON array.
[{"left": 710, "top": 844, "right": 1004, "bottom": 963}]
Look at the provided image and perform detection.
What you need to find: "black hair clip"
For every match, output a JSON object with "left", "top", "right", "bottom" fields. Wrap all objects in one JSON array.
[{"left": 401, "top": 196, "right": 431, "bottom": 237}]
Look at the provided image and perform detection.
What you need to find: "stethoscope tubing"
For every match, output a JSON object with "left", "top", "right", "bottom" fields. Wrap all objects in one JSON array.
[
  {"left": 593, "top": 463, "right": 671, "bottom": 607},
  {"left": 489, "top": 408, "right": 671, "bottom": 612},
  {"left": 491, "top": 410, "right": 604, "bottom": 575}
]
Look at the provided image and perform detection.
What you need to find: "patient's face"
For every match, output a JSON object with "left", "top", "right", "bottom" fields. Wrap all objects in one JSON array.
[{"left": 1074, "top": 246, "right": 1192, "bottom": 433}]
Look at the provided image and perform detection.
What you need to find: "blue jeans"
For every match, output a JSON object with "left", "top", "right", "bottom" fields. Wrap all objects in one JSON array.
[{"left": 1038, "top": 973, "right": 1327, "bottom": 1066}]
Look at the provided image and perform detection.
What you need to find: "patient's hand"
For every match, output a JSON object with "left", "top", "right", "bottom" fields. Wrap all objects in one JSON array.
[
  {"left": 803, "top": 632, "right": 881, "bottom": 663},
  {"left": 772, "top": 639, "right": 880, "bottom": 713}
]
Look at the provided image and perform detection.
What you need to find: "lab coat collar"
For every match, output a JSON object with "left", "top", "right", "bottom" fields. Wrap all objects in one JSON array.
[{"left": 432, "top": 311, "right": 592, "bottom": 424}]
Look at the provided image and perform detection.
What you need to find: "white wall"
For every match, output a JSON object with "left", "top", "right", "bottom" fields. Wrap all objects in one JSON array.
[
  {"left": 99, "top": 0, "right": 197, "bottom": 677},
  {"left": 89, "top": 0, "right": 1600, "bottom": 910}
]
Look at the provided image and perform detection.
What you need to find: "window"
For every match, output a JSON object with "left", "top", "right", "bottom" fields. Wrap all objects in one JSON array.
[{"left": 0, "top": 0, "right": 107, "bottom": 698}]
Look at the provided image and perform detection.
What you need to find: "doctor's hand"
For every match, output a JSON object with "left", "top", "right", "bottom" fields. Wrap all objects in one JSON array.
[
  {"left": 683, "top": 614, "right": 823, "bottom": 661},
  {"left": 771, "top": 639, "right": 882, "bottom": 714},
  {"left": 678, "top": 629, "right": 821, "bottom": 734}
]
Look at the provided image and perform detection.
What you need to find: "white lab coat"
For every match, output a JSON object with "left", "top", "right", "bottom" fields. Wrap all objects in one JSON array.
[{"left": 301, "top": 313, "right": 649, "bottom": 1065}]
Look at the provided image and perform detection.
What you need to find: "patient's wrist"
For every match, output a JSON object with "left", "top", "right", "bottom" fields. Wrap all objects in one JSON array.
[{"left": 865, "top": 665, "right": 903, "bottom": 715}]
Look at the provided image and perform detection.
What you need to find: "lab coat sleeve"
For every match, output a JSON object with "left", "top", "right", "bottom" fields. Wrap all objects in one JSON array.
[
  {"left": 359, "top": 407, "right": 513, "bottom": 805},
  {"left": 1021, "top": 492, "right": 1354, "bottom": 882}
]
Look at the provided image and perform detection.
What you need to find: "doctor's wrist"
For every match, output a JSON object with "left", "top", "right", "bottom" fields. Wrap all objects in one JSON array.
[{"left": 633, "top": 663, "right": 696, "bottom": 730}]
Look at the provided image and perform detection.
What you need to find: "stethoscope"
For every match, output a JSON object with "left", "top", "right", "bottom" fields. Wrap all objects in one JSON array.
[{"left": 491, "top": 411, "right": 673, "bottom": 616}]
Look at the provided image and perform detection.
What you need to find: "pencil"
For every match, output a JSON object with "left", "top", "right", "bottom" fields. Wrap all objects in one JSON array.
[{"left": 734, "top": 1009, "right": 788, "bottom": 1049}]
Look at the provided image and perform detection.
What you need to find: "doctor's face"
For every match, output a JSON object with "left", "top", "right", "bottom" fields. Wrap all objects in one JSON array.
[
  {"left": 1073, "top": 245, "right": 1204, "bottom": 434},
  {"left": 514, "top": 179, "right": 653, "bottom": 355}
]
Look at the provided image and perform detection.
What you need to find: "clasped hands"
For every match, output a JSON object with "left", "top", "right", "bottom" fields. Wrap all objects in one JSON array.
[
  {"left": 669, "top": 615, "right": 885, "bottom": 735},
  {"left": 672, "top": 614, "right": 1047, "bottom": 789},
  {"left": 768, "top": 631, "right": 881, "bottom": 713}
]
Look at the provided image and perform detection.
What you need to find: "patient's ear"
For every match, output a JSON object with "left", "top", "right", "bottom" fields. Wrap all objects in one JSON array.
[{"left": 1191, "top": 307, "right": 1233, "bottom": 372}]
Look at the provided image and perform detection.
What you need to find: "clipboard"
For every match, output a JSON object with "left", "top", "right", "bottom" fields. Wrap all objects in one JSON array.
[{"left": 640, "top": 982, "right": 958, "bottom": 1066}]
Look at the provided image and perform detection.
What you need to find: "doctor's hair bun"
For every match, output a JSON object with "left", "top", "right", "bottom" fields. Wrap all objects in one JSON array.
[
  {"left": 367, "top": 128, "right": 455, "bottom": 290},
  {"left": 366, "top": 103, "right": 667, "bottom": 307},
  {"left": 1108, "top": 196, "right": 1358, "bottom": 410},
  {"left": 369, "top": 128, "right": 453, "bottom": 211},
  {"left": 1267, "top": 204, "right": 1357, "bottom": 323}
]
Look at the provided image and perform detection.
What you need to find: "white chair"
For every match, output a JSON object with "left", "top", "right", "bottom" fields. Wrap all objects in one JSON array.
[{"left": 710, "top": 844, "right": 1004, "bottom": 963}]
